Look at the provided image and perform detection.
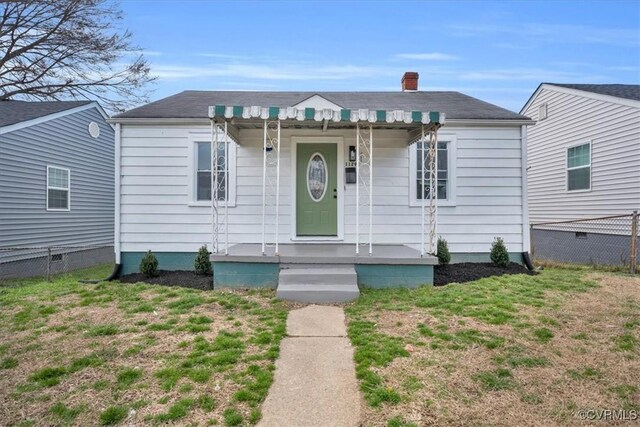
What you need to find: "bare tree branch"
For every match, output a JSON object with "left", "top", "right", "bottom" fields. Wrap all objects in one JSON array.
[{"left": 0, "top": 0, "right": 155, "bottom": 112}]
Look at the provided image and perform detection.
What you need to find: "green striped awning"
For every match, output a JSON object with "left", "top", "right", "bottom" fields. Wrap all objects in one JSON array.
[{"left": 208, "top": 105, "right": 445, "bottom": 126}]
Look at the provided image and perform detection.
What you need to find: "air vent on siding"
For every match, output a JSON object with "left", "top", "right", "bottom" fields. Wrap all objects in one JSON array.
[
  {"left": 88, "top": 122, "right": 100, "bottom": 138},
  {"left": 538, "top": 103, "right": 548, "bottom": 120}
]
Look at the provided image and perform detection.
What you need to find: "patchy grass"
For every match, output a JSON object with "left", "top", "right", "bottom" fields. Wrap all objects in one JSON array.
[
  {"left": 346, "top": 268, "right": 640, "bottom": 426},
  {"left": 0, "top": 264, "right": 291, "bottom": 426}
]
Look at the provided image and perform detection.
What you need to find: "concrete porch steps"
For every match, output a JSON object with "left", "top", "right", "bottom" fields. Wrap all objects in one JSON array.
[{"left": 276, "top": 265, "right": 360, "bottom": 303}]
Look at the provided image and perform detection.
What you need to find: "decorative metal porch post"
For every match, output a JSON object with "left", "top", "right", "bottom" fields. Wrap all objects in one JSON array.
[
  {"left": 420, "top": 125, "right": 439, "bottom": 256},
  {"left": 211, "top": 120, "right": 229, "bottom": 255},
  {"left": 356, "top": 122, "right": 373, "bottom": 256},
  {"left": 261, "top": 119, "right": 281, "bottom": 255}
]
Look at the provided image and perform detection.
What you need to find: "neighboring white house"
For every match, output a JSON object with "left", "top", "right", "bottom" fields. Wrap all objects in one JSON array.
[
  {"left": 521, "top": 83, "right": 640, "bottom": 265},
  {"left": 109, "top": 73, "right": 534, "bottom": 287}
]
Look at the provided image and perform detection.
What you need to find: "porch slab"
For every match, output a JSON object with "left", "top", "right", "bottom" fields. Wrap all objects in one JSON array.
[{"left": 210, "top": 243, "right": 438, "bottom": 265}]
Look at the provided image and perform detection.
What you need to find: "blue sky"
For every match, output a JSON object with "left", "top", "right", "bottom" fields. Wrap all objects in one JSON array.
[{"left": 120, "top": 0, "right": 640, "bottom": 112}]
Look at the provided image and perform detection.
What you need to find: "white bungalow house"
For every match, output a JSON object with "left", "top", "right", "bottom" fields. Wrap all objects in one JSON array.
[{"left": 110, "top": 73, "right": 533, "bottom": 299}]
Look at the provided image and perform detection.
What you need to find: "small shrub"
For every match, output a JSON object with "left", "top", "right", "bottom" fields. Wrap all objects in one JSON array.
[
  {"left": 437, "top": 237, "right": 451, "bottom": 265},
  {"left": 140, "top": 250, "right": 158, "bottom": 277},
  {"left": 490, "top": 237, "right": 510, "bottom": 267},
  {"left": 195, "top": 245, "right": 212, "bottom": 275}
]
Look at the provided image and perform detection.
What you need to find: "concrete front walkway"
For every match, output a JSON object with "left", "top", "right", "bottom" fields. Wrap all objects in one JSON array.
[{"left": 258, "top": 305, "right": 361, "bottom": 427}]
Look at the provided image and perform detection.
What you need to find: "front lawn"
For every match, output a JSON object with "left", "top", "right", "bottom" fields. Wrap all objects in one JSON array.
[
  {"left": 0, "top": 266, "right": 290, "bottom": 426},
  {"left": 346, "top": 268, "right": 640, "bottom": 426}
]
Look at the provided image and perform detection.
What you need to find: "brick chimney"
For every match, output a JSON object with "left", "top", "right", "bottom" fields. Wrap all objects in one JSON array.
[{"left": 401, "top": 72, "right": 419, "bottom": 91}]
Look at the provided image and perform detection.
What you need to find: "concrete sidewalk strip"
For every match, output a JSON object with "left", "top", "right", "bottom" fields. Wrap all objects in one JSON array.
[
  {"left": 286, "top": 305, "right": 347, "bottom": 337},
  {"left": 258, "top": 305, "right": 361, "bottom": 427}
]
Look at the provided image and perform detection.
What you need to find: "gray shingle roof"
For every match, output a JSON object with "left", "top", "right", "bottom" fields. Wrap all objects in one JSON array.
[
  {"left": 0, "top": 100, "right": 92, "bottom": 127},
  {"left": 114, "top": 91, "right": 529, "bottom": 121},
  {"left": 548, "top": 83, "right": 640, "bottom": 101}
]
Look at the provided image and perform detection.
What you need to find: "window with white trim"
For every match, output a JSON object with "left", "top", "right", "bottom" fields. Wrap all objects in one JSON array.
[
  {"left": 567, "top": 142, "right": 591, "bottom": 191},
  {"left": 47, "top": 166, "right": 70, "bottom": 210},
  {"left": 193, "top": 140, "right": 236, "bottom": 203},
  {"left": 416, "top": 141, "right": 448, "bottom": 199},
  {"left": 409, "top": 136, "right": 456, "bottom": 206}
]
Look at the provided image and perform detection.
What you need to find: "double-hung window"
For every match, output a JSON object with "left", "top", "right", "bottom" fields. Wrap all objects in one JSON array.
[
  {"left": 47, "top": 166, "right": 70, "bottom": 211},
  {"left": 409, "top": 136, "right": 456, "bottom": 206},
  {"left": 567, "top": 142, "right": 591, "bottom": 191},
  {"left": 192, "top": 138, "right": 235, "bottom": 205}
]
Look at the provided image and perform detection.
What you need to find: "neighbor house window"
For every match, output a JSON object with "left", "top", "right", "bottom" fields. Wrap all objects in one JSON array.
[
  {"left": 194, "top": 141, "right": 235, "bottom": 202},
  {"left": 409, "top": 136, "right": 456, "bottom": 206},
  {"left": 567, "top": 142, "right": 591, "bottom": 191},
  {"left": 47, "top": 166, "right": 70, "bottom": 210}
]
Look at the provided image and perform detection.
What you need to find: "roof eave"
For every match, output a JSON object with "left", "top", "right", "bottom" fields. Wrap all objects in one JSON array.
[{"left": 0, "top": 102, "right": 110, "bottom": 135}]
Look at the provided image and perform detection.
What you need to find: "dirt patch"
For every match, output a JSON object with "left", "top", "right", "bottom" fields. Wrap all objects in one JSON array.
[
  {"left": 118, "top": 270, "right": 213, "bottom": 290},
  {"left": 434, "top": 262, "right": 536, "bottom": 286}
]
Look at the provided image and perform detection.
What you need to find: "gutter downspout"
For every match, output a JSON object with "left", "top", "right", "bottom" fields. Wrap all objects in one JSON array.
[
  {"left": 520, "top": 124, "right": 534, "bottom": 270},
  {"left": 114, "top": 123, "right": 122, "bottom": 271}
]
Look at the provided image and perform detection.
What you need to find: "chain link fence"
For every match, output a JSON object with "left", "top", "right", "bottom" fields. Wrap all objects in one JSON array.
[
  {"left": 530, "top": 211, "right": 638, "bottom": 273},
  {"left": 0, "top": 245, "right": 115, "bottom": 283}
]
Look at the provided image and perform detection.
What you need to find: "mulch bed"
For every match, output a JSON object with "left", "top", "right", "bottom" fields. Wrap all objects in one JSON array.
[
  {"left": 117, "top": 270, "right": 213, "bottom": 290},
  {"left": 117, "top": 263, "right": 534, "bottom": 290},
  {"left": 434, "top": 262, "right": 536, "bottom": 286}
]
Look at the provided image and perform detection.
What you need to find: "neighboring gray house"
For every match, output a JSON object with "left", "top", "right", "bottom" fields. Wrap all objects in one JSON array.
[
  {"left": 521, "top": 83, "right": 640, "bottom": 265},
  {"left": 0, "top": 100, "right": 115, "bottom": 278}
]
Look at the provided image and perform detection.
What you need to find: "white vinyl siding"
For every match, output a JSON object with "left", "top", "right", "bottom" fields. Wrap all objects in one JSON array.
[
  {"left": 46, "top": 166, "right": 70, "bottom": 211},
  {"left": 118, "top": 125, "right": 524, "bottom": 254},
  {"left": 524, "top": 86, "right": 640, "bottom": 222}
]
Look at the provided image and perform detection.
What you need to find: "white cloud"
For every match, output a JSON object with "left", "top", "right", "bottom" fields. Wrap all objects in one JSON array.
[
  {"left": 607, "top": 65, "right": 640, "bottom": 72},
  {"left": 119, "top": 49, "right": 162, "bottom": 57},
  {"left": 448, "top": 22, "right": 640, "bottom": 47},
  {"left": 152, "top": 62, "right": 401, "bottom": 81},
  {"left": 395, "top": 53, "right": 459, "bottom": 61},
  {"left": 458, "top": 68, "right": 604, "bottom": 82}
]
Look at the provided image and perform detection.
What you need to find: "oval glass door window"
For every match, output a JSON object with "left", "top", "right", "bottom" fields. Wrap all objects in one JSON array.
[{"left": 307, "top": 153, "right": 327, "bottom": 201}]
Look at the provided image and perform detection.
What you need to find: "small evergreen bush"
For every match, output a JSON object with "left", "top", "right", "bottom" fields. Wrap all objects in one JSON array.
[
  {"left": 437, "top": 237, "right": 451, "bottom": 265},
  {"left": 490, "top": 237, "right": 510, "bottom": 267},
  {"left": 140, "top": 250, "right": 159, "bottom": 277},
  {"left": 194, "top": 245, "right": 212, "bottom": 276}
]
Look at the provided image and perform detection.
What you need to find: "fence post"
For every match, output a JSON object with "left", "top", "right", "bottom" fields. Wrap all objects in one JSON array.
[
  {"left": 47, "top": 247, "right": 52, "bottom": 282},
  {"left": 631, "top": 210, "right": 638, "bottom": 274}
]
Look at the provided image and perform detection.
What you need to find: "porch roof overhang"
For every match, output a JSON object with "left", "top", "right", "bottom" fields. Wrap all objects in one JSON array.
[{"left": 208, "top": 105, "right": 445, "bottom": 142}]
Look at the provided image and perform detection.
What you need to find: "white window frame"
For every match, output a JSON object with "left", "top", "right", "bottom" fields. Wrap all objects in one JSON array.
[
  {"left": 188, "top": 133, "right": 236, "bottom": 207},
  {"left": 565, "top": 141, "right": 592, "bottom": 193},
  {"left": 46, "top": 165, "right": 71, "bottom": 211},
  {"left": 409, "top": 134, "right": 457, "bottom": 207}
]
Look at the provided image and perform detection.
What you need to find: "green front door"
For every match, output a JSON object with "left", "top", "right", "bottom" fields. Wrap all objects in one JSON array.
[{"left": 296, "top": 143, "right": 338, "bottom": 236}]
